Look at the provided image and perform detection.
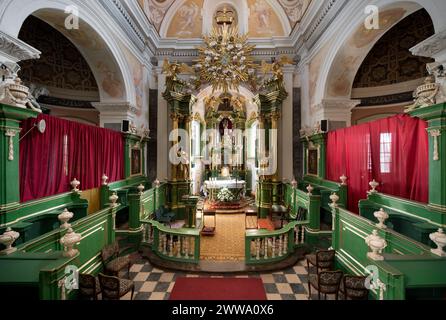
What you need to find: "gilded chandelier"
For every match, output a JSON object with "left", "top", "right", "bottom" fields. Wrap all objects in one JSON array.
[{"left": 195, "top": 8, "right": 256, "bottom": 93}]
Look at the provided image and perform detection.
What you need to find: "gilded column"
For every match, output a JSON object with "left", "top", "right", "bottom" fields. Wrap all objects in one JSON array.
[
  {"left": 170, "top": 112, "right": 180, "bottom": 181},
  {"left": 271, "top": 111, "right": 281, "bottom": 182}
]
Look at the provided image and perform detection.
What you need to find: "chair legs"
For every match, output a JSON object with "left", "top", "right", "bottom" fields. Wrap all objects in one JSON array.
[
  {"left": 307, "top": 281, "right": 312, "bottom": 299},
  {"left": 130, "top": 287, "right": 135, "bottom": 300}
]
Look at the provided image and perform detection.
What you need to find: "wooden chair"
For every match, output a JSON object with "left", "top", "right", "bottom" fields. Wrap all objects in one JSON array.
[
  {"left": 308, "top": 270, "right": 343, "bottom": 300},
  {"left": 98, "top": 273, "right": 134, "bottom": 300},
  {"left": 101, "top": 242, "right": 132, "bottom": 278},
  {"left": 339, "top": 275, "right": 369, "bottom": 300},
  {"left": 78, "top": 274, "right": 101, "bottom": 300},
  {"left": 305, "top": 249, "right": 336, "bottom": 273}
]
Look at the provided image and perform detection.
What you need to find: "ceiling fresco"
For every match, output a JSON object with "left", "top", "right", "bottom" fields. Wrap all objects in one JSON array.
[{"left": 138, "top": 0, "right": 311, "bottom": 37}]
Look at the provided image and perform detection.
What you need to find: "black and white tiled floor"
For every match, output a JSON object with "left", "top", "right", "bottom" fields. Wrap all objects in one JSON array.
[{"left": 120, "top": 257, "right": 312, "bottom": 301}]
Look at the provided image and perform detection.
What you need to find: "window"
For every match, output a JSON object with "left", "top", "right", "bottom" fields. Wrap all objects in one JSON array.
[{"left": 380, "top": 133, "right": 392, "bottom": 173}]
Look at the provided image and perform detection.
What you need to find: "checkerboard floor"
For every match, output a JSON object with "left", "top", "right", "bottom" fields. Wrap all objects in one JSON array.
[{"left": 119, "top": 257, "right": 317, "bottom": 301}]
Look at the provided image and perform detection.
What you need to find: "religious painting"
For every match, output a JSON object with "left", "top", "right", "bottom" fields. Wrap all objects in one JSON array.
[
  {"left": 166, "top": 0, "right": 203, "bottom": 38},
  {"left": 131, "top": 148, "right": 142, "bottom": 176},
  {"left": 247, "top": 0, "right": 285, "bottom": 37},
  {"left": 307, "top": 149, "right": 318, "bottom": 176}
]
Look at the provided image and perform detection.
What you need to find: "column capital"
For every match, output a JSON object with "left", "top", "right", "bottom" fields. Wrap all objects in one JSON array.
[
  {"left": 312, "top": 98, "right": 361, "bottom": 128},
  {"left": 91, "top": 101, "right": 137, "bottom": 128}
]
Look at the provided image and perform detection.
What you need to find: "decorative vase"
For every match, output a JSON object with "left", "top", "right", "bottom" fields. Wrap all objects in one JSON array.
[
  {"left": 291, "top": 177, "right": 298, "bottom": 188},
  {"left": 369, "top": 179, "right": 379, "bottom": 193},
  {"left": 429, "top": 228, "right": 446, "bottom": 257},
  {"left": 71, "top": 178, "right": 80, "bottom": 193},
  {"left": 374, "top": 208, "right": 389, "bottom": 229},
  {"left": 365, "top": 230, "right": 387, "bottom": 261},
  {"left": 109, "top": 192, "right": 119, "bottom": 208},
  {"left": 137, "top": 184, "right": 145, "bottom": 195},
  {"left": 329, "top": 192, "right": 340, "bottom": 208},
  {"left": 60, "top": 228, "right": 81, "bottom": 258},
  {"left": 154, "top": 179, "right": 161, "bottom": 187},
  {"left": 0, "top": 227, "right": 20, "bottom": 255},
  {"left": 9, "top": 78, "right": 29, "bottom": 108},
  {"left": 102, "top": 174, "right": 109, "bottom": 186},
  {"left": 58, "top": 208, "right": 74, "bottom": 229},
  {"left": 340, "top": 175, "right": 347, "bottom": 186},
  {"left": 306, "top": 184, "right": 314, "bottom": 196}
]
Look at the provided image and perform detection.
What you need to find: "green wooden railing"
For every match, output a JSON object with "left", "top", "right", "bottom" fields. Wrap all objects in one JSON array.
[
  {"left": 141, "top": 219, "right": 200, "bottom": 264},
  {"left": 245, "top": 220, "right": 308, "bottom": 264},
  {"left": 332, "top": 206, "right": 446, "bottom": 300}
]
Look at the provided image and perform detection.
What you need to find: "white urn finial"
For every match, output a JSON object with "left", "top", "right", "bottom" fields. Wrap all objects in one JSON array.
[
  {"left": 369, "top": 179, "right": 379, "bottom": 193},
  {"left": 137, "top": 184, "right": 145, "bottom": 195},
  {"left": 58, "top": 208, "right": 74, "bottom": 229},
  {"left": 430, "top": 228, "right": 446, "bottom": 257},
  {"left": 0, "top": 227, "right": 20, "bottom": 255},
  {"left": 291, "top": 177, "right": 298, "bottom": 188},
  {"left": 365, "top": 230, "right": 387, "bottom": 261},
  {"left": 306, "top": 184, "right": 314, "bottom": 196},
  {"left": 374, "top": 208, "right": 389, "bottom": 229},
  {"left": 340, "top": 174, "right": 347, "bottom": 186},
  {"left": 102, "top": 174, "right": 109, "bottom": 186},
  {"left": 71, "top": 178, "right": 80, "bottom": 193},
  {"left": 329, "top": 192, "right": 340, "bottom": 208},
  {"left": 60, "top": 228, "right": 81, "bottom": 258},
  {"left": 154, "top": 179, "right": 161, "bottom": 187},
  {"left": 109, "top": 192, "right": 119, "bottom": 208}
]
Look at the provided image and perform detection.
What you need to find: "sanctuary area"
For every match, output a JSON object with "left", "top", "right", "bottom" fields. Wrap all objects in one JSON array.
[{"left": 0, "top": 0, "right": 445, "bottom": 301}]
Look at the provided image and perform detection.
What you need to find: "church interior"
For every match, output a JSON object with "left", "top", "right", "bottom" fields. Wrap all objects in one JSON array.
[{"left": 1, "top": 0, "right": 446, "bottom": 302}]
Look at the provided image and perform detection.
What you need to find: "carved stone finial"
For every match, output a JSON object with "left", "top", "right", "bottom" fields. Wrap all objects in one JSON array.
[
  {"left": 137, "top": 184, "right": 145, "bottom": 195},
  {"left": 365, "top": 230, "right": 387, "bottom": 261},
  {"left": 102, "top": 174, "right": 109, "bottom": 186},
  {"left": 60, "top": 228, "right": 81, "bottom": 258},
  {"left": 71, "top": 178, "right": 80, "bottom": 193},
  {"left": 374, "top": 208, "right": 389, "bottom": 229},
  {"left": 368, "top": 179, "right": 379, "bottom": 194},
  {"left": 329, "top": 192, "right": 340, "bottom": 208},
  {"left": 109, "top": 192, "right": 119, "bottom": 208},
  {"left": 306, "top": 184, "right": 314, "bottom": 196},
  {"left": 0, "top": 227, "right": 20, "bottom": 255},
  {"left": 340, "top": 174, "right": 347, "bottom": 186},
  {"left": 430, "top": 228, "right": 446, "bottom": 257},
  {"left": 58, "top": 208, "right": 74, "bottom": 229}
]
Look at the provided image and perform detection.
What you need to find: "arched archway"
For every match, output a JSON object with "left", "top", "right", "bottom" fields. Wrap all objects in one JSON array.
[
  {"left": 309, "top": 0, "right": 443, "bottom": 127},
  {"left": 0, "top": 0, "right": 136, "bottom": 107}
]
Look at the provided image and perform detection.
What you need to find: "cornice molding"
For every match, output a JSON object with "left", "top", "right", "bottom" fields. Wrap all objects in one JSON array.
[
  {"left": 97, "top": 0, "right": 343, "bottom": 66},
  {"left": 0, "top": 30, "right": 40, "bottom": 62},
  {"left": 410, "top": 29, "right": 446, "bottom": 59},
  {"left": 91, "top": 101, "right": 138, "bottom": 115}
]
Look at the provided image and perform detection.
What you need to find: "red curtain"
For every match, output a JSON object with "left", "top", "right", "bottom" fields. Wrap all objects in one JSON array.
[
  {"left": 20, "top": 114, "right": 124, "bottom": 203},
  {"left": 326, "top": 114, "right": 428, "bottom": 212}
]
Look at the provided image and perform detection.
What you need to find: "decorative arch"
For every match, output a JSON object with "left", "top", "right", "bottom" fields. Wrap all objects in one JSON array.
[
  {"left": 314, "top": 0, "right": 440, "bottom": 105},
  {"left": 0, "top": 0, "right": 136, "bottom": 106}
]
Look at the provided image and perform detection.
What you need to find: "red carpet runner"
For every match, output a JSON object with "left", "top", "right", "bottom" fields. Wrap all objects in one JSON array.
[{"left": 170, "top": 278, "right": 267, "bottom": 300}]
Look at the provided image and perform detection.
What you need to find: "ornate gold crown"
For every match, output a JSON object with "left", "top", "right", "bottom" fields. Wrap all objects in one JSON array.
[{"left": 215, "top": 6, "right": 234, "bottom": 26}]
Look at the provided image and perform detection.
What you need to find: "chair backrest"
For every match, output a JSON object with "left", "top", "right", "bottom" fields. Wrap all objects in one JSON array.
[
  {"left": 318, "top": 271, "right": 344, "bottom": 294},
  {"left": 316, "top": 249, "right": 336, "bottom": 269},
  {"left": 98, "top": 273, "right": 120, "bottom": 300},
  {"left": 79, "top": 274, "right": 98, "bottom": 298},
  {"left": 343, "top": 275, "right": 369, "bottom": 300},
  {"left": 101, "top": 242, "right": 119, "bottom": 262}
]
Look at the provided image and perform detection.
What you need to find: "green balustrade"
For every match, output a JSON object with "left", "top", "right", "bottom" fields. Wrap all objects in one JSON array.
[
  {"left": 245, "top": 221, "right": 308, "bottom": 265},
  {"left": 141, "top": 219, "right": 200, "bottom": 264}
]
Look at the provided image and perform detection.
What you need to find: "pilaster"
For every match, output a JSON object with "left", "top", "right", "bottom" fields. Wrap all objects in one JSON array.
[
  {"left": 0, "top": 103, "right": 39, "bottom": 213},
  {"left": 408, "top": 103, "right": 446, "bottom": 212}
]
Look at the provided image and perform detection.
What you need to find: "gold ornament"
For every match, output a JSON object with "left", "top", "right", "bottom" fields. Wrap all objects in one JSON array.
[{"left": 195, "top": 24, "right": 256, "bottom": 94}]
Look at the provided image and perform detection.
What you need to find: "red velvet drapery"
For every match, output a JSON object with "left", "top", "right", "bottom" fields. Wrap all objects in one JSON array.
[
  {"left": 20, "top": 114, "right": 124, "bottom": 203},
  {"left": 326, "top": 114, "right": 428, "bottom": 212}
]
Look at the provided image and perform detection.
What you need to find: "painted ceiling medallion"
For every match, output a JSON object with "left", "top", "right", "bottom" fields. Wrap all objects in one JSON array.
[{"left": 195, "top": 7, "right": 256, "bottom": 94}]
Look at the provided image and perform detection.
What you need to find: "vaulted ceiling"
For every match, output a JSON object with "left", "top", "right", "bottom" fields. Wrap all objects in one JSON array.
[{"left": 138, "top": 0, "right": 311, "bottom": 38}]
